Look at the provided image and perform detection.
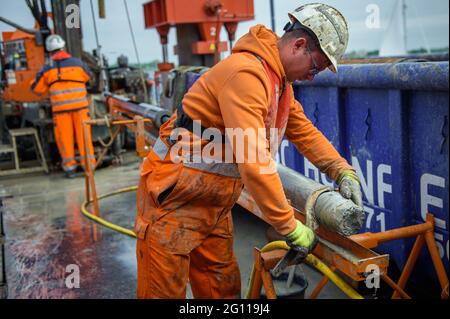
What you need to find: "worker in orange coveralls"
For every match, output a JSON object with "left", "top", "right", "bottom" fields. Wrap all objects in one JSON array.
[
  {"left": 135, "top": 3, "right": 363, "bottom": 298},
  {"left": 31, "top": 34, "right": 96, "bottom": 178}
]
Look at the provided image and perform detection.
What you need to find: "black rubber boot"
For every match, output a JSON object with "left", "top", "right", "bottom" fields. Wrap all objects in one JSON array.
[{"left": 65, "top": 169, "right": 76, "bottom": 179}]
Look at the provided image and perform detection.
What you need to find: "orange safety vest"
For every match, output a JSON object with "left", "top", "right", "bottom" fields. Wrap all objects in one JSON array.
[{"left": 31, "top": 51, "right": 91, "bottom": 113}]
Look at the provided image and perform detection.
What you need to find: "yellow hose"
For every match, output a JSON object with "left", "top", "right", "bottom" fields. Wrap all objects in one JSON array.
[
  {"left": 81, "top": 186, "right": 137, "bottom": 238},
  {"left": 81, "top": 188, "right": 363, "bottom": 299},
  {"left": 245, "top": 240, "right": 364, "bottom": 299}
]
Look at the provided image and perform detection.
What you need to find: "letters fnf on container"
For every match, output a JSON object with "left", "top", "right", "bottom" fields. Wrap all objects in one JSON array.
[{"left": 277, "top": 140, "right": 449, "bottom": 263}]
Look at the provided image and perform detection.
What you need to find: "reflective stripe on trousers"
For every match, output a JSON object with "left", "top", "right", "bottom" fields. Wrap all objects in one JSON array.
[{"left": 63, "top": 157, "right": 76, "bottom": 164}]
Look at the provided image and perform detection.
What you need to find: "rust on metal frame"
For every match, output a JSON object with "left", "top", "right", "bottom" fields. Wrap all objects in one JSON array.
[{"left": 351, "top": 213, "right": 449, "bottom": 299}]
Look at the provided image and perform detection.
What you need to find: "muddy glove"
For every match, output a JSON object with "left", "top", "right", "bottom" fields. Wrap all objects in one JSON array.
[
  {"left": 336, "top": 170, "right": 363, "bottom": 208},
  {"left": 285, "top": 220, "right": 317, "bottom": 252}
]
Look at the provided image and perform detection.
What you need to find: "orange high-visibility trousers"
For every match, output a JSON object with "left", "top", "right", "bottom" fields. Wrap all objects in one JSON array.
[
  {"left": 135, "top": 149, "right": 244, "bottom": 298},
  {"left": 53, "top": 108, "right": 96, "bottom": 171}
]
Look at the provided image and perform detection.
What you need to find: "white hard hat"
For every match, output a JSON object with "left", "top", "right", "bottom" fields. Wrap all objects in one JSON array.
[
  {"left": 45, "top": 34, "right": 66, "bottom": 52},
  {"left": 288, "top": 3, "right": 349, "bottom": 73}
]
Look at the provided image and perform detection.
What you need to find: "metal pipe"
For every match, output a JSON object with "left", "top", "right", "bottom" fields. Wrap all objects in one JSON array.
[
  {"left": 105, "top": 93, "right": 171, "bottom": 128},
  {"left": 277, "top": 164, "right": 365, "bottom": 236},
  {"left": 89, "top": 0, "right": 101, "bottom": 51},
  {"left": 424, "top": 230, "right": 450, "bottom": 293},
  {"left": 89, "top": 0, "right": 108, "bottom": 92},
  {"left": 84, "top": 118, "right": 152, "bottom": 126},
  {"left": 391, "top": 234, "right": 425, "bottom": 298},
  {"left": 98, "top": 0, "right": 106, "bottom": 18},
  {"left": 0, "top": 16, "right": 39, "bottom": 35},
  {"left": 402, "top": 0, "right": 407, "bottom": 52},
  {"left": 269, "top": 0, "right": 276, "bottom": 32},
  {"left": 382, "top": 274, "right": 411, "bottom": 299},
  {"left": 39, "top": 0, "right": 48, "bottom": 31},
  {"left": 350, "top": 221, "right": 432, "bottom": 246},
  {"left": 83, "top": 121, "right": 100, "bottom": 216},
  {"left": 123, "top": 0, "right": 148, "bottom": 101},
  {"left": 239, "top": 165, "right": 365, "bottom": 236},
  {"left": 162, "top": 44, "right": 168, "bottom": 64}
]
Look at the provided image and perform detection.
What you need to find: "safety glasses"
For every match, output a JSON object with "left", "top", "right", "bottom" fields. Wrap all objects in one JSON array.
[{"left": 306, "top": 46, "right": 320, "bottom": 76}]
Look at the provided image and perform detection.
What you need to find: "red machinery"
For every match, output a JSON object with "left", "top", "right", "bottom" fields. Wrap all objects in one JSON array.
[
  {"left": 1, "top": 28, "right": 47, "bottom": 104},
  {"left": 143, "top": 0, "right": 254, "bottom": 69}
]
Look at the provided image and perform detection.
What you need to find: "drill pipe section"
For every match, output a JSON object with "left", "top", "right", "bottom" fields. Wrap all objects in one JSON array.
[
  {"left": 105, "top": 93, "right": 171, "bottom": 128},
  {"left": 277, "top": 164, "right": 365, "bottom": 236}
]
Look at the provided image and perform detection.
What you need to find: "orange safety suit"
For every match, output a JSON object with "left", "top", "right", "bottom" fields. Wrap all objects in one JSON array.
[
  {"left": 135, "top": 24, "right": 354, "bottom": 298},
  {"left": 31, "top": 50, "right": 96, "bottom": 172}
]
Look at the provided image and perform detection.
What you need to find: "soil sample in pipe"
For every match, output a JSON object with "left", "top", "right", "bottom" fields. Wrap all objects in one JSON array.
[{"left": 277, "top": 164, "right": 365, "bottom": 236}]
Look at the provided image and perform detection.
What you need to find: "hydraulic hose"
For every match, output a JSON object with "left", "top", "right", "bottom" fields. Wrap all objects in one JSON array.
[
  {"left": 245, "top": 241, "right": 364, "bottom": 299},
  {"left": 81, "top": 186, "right": 137, "bottom": 238}
]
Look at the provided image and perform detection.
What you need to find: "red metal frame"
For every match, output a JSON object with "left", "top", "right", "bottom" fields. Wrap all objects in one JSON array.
[
  {"left": 143, "top": 0, "right": 254, "bottom": 26},
  {"left": 143, "top": 0, "right": 254, "bottom": 56}
]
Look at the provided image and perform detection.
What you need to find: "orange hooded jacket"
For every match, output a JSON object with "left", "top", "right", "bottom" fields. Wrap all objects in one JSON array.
[{"left": 158, "top": 25, "right": 353, "bottom": 235}]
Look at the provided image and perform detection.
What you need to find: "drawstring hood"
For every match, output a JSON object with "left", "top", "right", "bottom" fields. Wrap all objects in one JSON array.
[{"left": 232, "top": 24, "right": 286, "bottom": 83}]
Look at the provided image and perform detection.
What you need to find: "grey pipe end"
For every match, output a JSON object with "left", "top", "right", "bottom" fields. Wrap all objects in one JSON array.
[{"left": 314, "top": 192, "right": 365, "bottom": 236}]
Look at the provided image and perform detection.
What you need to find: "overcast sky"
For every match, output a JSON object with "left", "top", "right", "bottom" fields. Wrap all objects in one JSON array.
[{"left": 1, "top": 0, "right": 448, "bottom": 64}]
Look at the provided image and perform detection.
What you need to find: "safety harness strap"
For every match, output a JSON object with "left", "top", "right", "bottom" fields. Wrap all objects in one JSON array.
[{"left": 170, "top": 106, "right": 227, "bottom": 145}]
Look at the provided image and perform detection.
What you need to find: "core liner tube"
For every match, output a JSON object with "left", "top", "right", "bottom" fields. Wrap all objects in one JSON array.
[{"left": 277, "top": 164, "right": 365, "bottom": 236}]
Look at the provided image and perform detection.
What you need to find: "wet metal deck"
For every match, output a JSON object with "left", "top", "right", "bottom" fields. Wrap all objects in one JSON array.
[{"left": 0, "top": 152, "right": 347, "bottom": 299}]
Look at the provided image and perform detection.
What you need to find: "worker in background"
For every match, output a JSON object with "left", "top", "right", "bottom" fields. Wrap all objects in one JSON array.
[
  {"left": 135, "top": 3, "right": 363, "bottom": 298},
  {"left": 31, "top": 34, "right": 96, "bottom": 178}
]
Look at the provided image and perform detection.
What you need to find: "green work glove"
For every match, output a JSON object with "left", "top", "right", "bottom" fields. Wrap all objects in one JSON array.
[
  {"left": 336, "top": 170, "right": 363, "bottom": 208},
  {"left": 285, "top": 220, "right": 316, "bottom": 250}
]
